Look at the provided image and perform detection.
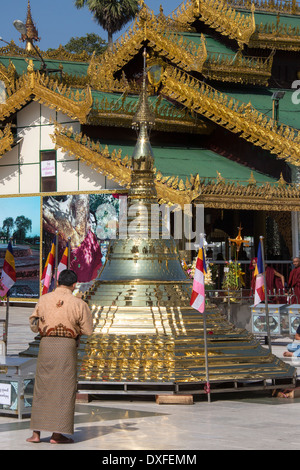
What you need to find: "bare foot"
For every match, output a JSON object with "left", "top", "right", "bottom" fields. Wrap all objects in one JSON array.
[
  {"left": 283, "top": 351, "right": 293, "bottom": 357},
  {"left": 26, "top": 431, "right": 41, "bottom": 443},
  {"left": 50, "top": 433, "right": 74, "bottom": 444}
]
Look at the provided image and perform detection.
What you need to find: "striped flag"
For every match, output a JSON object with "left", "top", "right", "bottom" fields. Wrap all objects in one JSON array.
[
  {"left": 57, "top": 242, "right": 69, "bottom": 279},
  {"left": 41, "top": 238, "right": 56, "bottom": 295},
  {"left": 0, "top": 241, "right": 16, "bottom": 297},
  {"left": 254, "top": 240, "right": 265, "bottom": 306},
  {"left": 190, "top": 244, "right": 207, "bottom": 313}
]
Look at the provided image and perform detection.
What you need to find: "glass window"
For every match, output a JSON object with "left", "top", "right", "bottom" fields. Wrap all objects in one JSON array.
[{"left": 40, "top": 151, "right": 56, "bottom": 192}]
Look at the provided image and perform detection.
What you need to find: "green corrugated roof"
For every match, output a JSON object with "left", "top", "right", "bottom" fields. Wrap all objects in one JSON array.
[
  {"left": 254, "top": 11, "right": 300, "bottom": 28},
  {"left": 174, "top": 31, "right": 236, "bottom": 55},
  {"left": 219, "top": 87, "right": 300, "bottom": 130},
  {"left": 0, "top": 56, "right": 89, "bottom": 76},
  {"left": 102, "top": 141, "right": 275, "bottom": 184}
]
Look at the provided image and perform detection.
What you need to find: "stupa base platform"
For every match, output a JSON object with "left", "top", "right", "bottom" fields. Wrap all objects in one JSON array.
[{"left": 76, "top": 376, "right": 296, "bottom": 399}]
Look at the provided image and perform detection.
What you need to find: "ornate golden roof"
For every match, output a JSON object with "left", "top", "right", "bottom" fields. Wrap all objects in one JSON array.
[
  {"left": 161, "top": 67, "right": 300, "bottom": 165},
  {"left": 87, "top": 2, "right": 274, "bottom": 87},
  {"left": 51, "top": 122, "right": 200, "bottom": 207},
  {"left": 171, "top": 0, "right": 300, "bottom": 51},
  {"left": 48, "top": 122, "right": 300, "bottom": 211},
  {"left": 0, "top": 61, "right": 92, "bottom": 123}
]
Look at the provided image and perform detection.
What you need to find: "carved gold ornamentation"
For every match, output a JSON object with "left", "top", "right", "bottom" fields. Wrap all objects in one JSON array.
[
  {"left": 89, "top": 91, "right": 212, "bottom": 134},
  {"left": 0, "top": 61, "right": 17, "bottom": 89},
  {"left": 195, "top": 177, "right": 300, "bottom": 211},
  {"left": 87, "top": 1, "right": 270, "bottom": 89},
  {"left": 0, "top": 66, "right": 92, "bottom": 123},
  {"left": 171, "top": 0, "right": 300, "bottom": 51},
  {"left": 51, "top": 123, "right": 199, "bottom": 207},
  {"left": 172, "top": 0, "right": 256, "bottom": 48},
  {"left": 50, "top": 123, "right": 300, "bottom": 211},
  {"left": 227, "top": 0, "right": 299, "bottom": 16},
  {"left": 161, "top": 67, "right": 300, "bottom": 165},
  {"left": 0, "top": 124, "right": 14, "bottom": 157}
]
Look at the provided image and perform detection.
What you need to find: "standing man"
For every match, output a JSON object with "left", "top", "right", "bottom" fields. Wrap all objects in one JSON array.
[
  {"left": 26, "top": 269, "right": 93, "bottom": 444},
  {"left": 288, "top": 257, "right": 300, "bottom": 304}
]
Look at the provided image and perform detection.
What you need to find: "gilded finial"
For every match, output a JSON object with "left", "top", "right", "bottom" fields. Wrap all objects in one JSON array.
[
  {"left": 21, "top": 1, "right": 40, "bottom": 52},
  {"left": 247, "top": 171, "right": 256, "bottom": 185}
]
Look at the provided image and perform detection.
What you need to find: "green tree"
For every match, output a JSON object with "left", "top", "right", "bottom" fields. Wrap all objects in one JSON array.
[
  {"left": 74, "top": 0, "right": 140, "bottom": 48},
  {"left": 2, "top": 217, "right": 14, "bottom": 240},
  {"left": 14, "top": 216, "right": 32, "bottom": 243},
  {"left": 64, "top": 33, "right": 107, "bottom": 56}
]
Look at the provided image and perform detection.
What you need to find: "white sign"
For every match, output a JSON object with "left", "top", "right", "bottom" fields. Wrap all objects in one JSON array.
[
  {"left": 41, "top": 160, "right": 55, "bottom": 177},
  {"left": 0, "top": 383, "right": 11, "bottom": 406}
]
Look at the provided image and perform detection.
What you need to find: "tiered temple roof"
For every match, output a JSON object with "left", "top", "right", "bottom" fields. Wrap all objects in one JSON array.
[{"left": 0, "top": 0, "right": 300, "bottom": 209}]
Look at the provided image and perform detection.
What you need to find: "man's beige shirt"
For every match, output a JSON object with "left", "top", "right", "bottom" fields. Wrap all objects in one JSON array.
[{"left": 29, "top": 285, "right": 93, "bottom": 338}]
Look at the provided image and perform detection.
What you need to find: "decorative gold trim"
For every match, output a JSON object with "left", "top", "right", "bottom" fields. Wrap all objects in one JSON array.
[
  {"left": 195, "top": 178, "right": 300, "bottom": 211},
  {"left": 0, "top": 62, "right": 92, "bottom": 123},
  {"left": 89, "top": 91, "right": 212, "bottom": 134},
  {"left": 202, "top": 49, "right": 274, "bottom": 86},
  {"left": 228, "top": 0, "right": 300, "bottom": 16},
  {"left": 51, "top": 123, "right": 199, "bottom": 207},
  {"left": 87, "top": 2, "right": 270, "bottom": 89},
  {"left": 171, "top": 0, "right": 256, "bottom": 48},
  {"left": 0, "top": 41, "right": 91, "bottom": 63},
  {"left": 161, "top": 66, "right": 300, "bottom": 165},
  {"left": 0, "top": 124, "right": 14, "bottom": 156},
  {"left": 171, "top": 0, "right": 300, "bottom": 51}
]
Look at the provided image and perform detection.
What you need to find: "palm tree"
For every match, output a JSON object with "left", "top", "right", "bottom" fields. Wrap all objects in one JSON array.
[{"left": 74, "top": 0, "right": 140, "bottom": 48}]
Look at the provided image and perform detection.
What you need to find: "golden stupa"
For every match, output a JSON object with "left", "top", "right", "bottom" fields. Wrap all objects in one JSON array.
[{"left": 75, "top": 52, "right": 296, "bottom": 394}]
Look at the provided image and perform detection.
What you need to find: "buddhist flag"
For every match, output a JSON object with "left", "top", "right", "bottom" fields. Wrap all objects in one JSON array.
[
  {"left": 254, "top": 240, "right": 265, "bottom": 306},
  {"left": 41, "top": 238, "right": 56, "bottom": 295},
  {"left": 190, "top": 244, "right": 207, "bottom": 313},
  {"left": 0, "top": 241, "right": 16, "bottom": 297},
  {"left": 57, "top": 242, "right": 69, "bottom": 279}
]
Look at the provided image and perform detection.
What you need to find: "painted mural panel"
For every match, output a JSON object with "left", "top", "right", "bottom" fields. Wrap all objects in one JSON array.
[
  {"left": 42, "top": 193, "right": 122, "bottom": 293},
  {"left": 0, "top": 196, "right": 40, "bottom": 299}
]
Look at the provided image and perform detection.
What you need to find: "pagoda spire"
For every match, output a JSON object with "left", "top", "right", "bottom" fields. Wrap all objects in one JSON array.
[{"left": 21, "top": 0, "right": 40, "bottom": 52}]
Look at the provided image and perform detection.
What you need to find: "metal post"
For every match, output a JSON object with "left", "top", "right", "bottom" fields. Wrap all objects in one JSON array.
[
  {"left": 68, "top": 237, "right": 71, "bottom": 269},
  {"left": 260, "top": 236, "right": 272, "bottom": 353},
  {"left": 54, "top": 231, "right": 58, "bottom": 289},
  {"left": 203, "top": 312, "right": 211, "bottom": 403},
  {"left": 4, "top": 294, "right": 9, "bottom": 356}
]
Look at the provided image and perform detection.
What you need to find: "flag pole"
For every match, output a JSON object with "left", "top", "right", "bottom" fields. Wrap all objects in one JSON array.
[
  {"left": 4, "top": 291, "right": 9, "bottom": 356},
  {"left": 54, "top": 231, "right": 58, "bottom": 289},
  {"left": 203, "top": 311, "right": 211, "bottom": 403},
  {"left": 201, "top": 233, "right": 211, "bottom": 403},
  {"left": 260, "top": 236, "right": 272, "bottom": 353},
  {"left": 67, "top": 237, "right": 71, "bottom": 269}
]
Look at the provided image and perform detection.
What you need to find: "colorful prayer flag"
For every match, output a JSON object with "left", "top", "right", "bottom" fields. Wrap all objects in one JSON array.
[
  {"left": 0, "top": 241, "right": 16, "bottom": 297},
  {"left": 41, "top": 238, "right": 56, "bottom": 295},
  {"left": 254, "top": 240, "right": 265, "bottom": 306},
  {"left": 57, "top": 242, "right": 69, "bottom": 279},
  {"left": 190, "top": 244, "right": 207, "bottom": 313}
]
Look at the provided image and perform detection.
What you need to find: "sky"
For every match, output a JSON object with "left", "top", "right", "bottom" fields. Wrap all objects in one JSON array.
[
  {"left": 0, "top": 1, "right": 178, "bottom": 51},
  {"left": 0, "top": 197, "right": 40, "bottom": 237}
]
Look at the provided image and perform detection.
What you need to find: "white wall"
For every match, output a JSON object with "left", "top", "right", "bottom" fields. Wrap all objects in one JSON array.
[{"left": 0, "top": 101, "right": 124, "bottom": 195}]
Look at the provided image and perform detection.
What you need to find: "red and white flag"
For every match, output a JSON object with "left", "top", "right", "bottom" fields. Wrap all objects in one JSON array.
[
  {"left": 190, "top": 244, "right": 206, "bottom": 313},
  {"left": 41, "top": 238, "right": 56, "bottom": 295},
  {"left": 254, "top": 240, "right": 265, "bottom": 306},
  {"left": 0, "top": 241, "right": 16, "bottom": 297},
  {"left": 57, "top": 242, "right": 69, "bottom": 279}
]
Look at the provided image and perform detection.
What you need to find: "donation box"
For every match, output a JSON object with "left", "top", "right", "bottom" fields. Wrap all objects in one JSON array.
[
  {"left": 0, "top": 357, "right": 36, "bottom": 419},
  {"left": 251, "top": 304, "right": 289, "bottom": 336}
]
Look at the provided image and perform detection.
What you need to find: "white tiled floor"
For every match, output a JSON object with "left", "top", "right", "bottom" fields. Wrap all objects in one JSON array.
[{"left": 1, "top": 305, "right": 300, "bottom": 451}]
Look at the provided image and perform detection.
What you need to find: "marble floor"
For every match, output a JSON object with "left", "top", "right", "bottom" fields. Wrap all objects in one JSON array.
[{"left": 1, "top": 305, "right": 300, "bottom": 451}]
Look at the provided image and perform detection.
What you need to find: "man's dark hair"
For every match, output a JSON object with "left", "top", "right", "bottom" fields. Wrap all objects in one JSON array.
[{"left": 58, "top": 269, "right": 78, "bottom": 286}]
